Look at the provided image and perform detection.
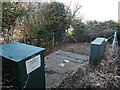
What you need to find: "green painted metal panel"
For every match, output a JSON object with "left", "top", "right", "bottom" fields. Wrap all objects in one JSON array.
[
  {"left": 1, "top": 42, "right": 46, "bottom": 89},
  {"left": 89, "top": 38, "right": 106, "bottom": 66},
  {"left": 104, "top": 39, "right": 108, "bottom": 51}
]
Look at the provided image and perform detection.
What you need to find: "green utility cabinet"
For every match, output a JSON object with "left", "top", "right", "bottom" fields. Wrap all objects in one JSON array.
[
  {"left": 89, "top": 38, "right": 107, "bottom": 66},
  {"left": 0, "top": 42, "right": 45, "bottom": 89}
]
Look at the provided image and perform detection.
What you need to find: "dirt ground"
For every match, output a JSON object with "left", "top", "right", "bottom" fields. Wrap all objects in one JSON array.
[
  {"left": 58, "top": 44, "right": 120, "bottom": 88},
  {"left": 45, "top": 43, "right": 90, "bottom": 56},
  {"left": 46, "top": 43, "right": 120, "bottom": 88}
]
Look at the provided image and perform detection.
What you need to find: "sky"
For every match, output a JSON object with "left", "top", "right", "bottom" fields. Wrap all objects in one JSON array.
[
  {"left": 5, "top": 0, "right": 119, "bottom": 21},
  {"left": 55, "top": 0, "right": 119, "bottom": 22}
]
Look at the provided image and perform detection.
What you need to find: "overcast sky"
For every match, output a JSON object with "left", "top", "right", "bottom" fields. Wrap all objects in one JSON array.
[
  {"left": 55, "top": 0, "right": 119, "bottom": 22},
  {"left": 6, "top": 0, "right": 119, "bottom": 21}
]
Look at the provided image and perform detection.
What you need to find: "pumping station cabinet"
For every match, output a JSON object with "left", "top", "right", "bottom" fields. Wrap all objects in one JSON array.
[{"left": 0, "top": 42, "right": 45, "bottom": 89}]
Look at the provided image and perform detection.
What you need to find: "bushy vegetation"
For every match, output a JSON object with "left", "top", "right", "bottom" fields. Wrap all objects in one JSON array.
[
  {"left": 1, "top": 2, "right": 119, "bottom": 48},
  {"left": 70, "top": 20, "right": 119, "bottom": 43}
]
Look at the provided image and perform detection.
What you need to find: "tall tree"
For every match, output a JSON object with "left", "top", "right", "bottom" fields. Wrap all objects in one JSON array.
[{"left": 39, "top": 2, "right": 72, "bottom": 47}]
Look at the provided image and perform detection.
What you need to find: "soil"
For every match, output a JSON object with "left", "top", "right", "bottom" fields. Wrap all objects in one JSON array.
[
  {"left": 46, "top": 43, "right": 120, "bottom": 88},
  {"left": 45, "top": 42, "right": 90, "bottom": 56}
]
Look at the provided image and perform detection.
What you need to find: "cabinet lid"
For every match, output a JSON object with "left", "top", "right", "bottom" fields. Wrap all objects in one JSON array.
[
  {"left": 91, "top": 38, "right": 105, "bottom": 45},
  {"left": 0, "top": 42, "right": 45, "bottom": 62}
]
